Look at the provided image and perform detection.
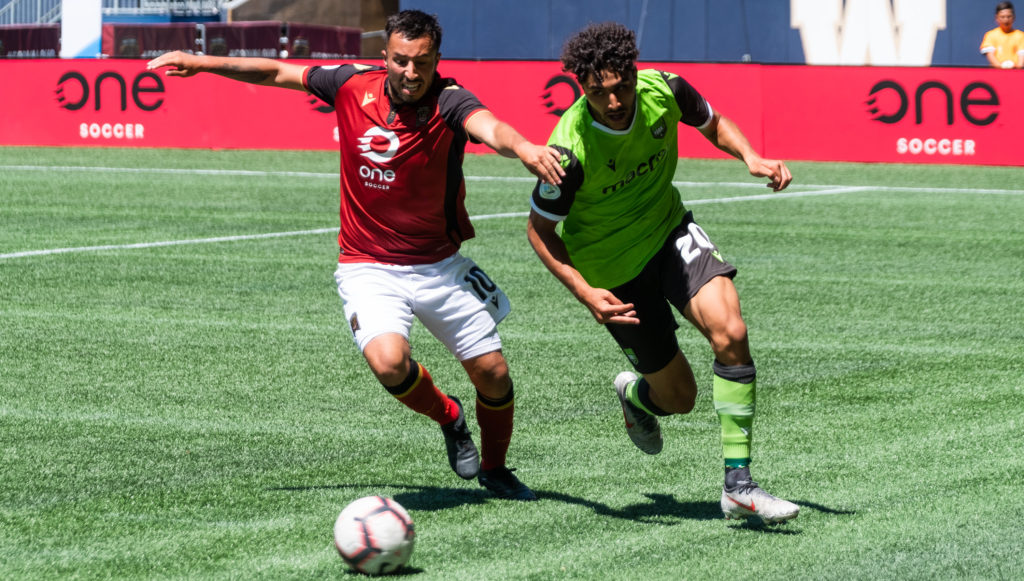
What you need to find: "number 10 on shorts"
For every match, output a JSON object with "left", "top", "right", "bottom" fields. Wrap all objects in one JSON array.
[{"left": 463, "top": 266, "right": 510, "bottom": 324}]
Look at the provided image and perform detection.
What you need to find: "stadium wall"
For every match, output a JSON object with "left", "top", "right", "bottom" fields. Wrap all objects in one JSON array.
[
  {"left": 2, "top": 58, "right": 1021, "bottom": 166},
  {"left": 400, "top": 0, "right": 993, "bottom": 68}
]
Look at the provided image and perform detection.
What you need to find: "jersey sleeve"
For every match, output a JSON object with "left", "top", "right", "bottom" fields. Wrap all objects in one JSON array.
[
  {"left": 530, "top": 146, "right": 583, "bottom": 221},
  {"left": 304, "top": 64, "right": 371, "bottom": 106},
  {"left": 980, "top": 30, "right": 996, "bottom": 54},
  {"left": 659, "top": 71, "right": 713, "bottom": 128},
  {"left": 438, "top": 81, "right": 487, "bottom": 142}
]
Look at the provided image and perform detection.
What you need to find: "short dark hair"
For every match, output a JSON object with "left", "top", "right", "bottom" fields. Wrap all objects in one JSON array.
[
  {"left": 385, "top": 9, "right": 443, "bottom": 52},
  {"left": 560, "top": 22, "right": 639, "bottom": 84},
  {"left": 997, "top": 2, "right": 1015, "bottom": 14}
]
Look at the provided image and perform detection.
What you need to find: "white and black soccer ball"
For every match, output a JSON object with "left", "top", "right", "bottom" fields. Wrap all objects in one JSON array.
[{"left": 334, "top": 495, "right": 415, "bottom": 575}]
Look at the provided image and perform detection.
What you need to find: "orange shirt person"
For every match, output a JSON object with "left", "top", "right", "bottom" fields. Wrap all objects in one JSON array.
[{"left": 981, "top": 1, "right": 1024, "bottom": 68}]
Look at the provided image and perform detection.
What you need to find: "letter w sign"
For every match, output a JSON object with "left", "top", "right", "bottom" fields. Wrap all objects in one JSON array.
[{"left": 791, "top": 0, "right": 946, "bottom": 66}]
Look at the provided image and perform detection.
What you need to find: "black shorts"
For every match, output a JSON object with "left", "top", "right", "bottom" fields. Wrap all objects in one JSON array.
[{"left": 605, "top": 211, "right": 737, "bottom": 374}]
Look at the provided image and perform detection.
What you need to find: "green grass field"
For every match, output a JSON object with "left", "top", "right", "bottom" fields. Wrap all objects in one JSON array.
[{"left": 2, "top": 146, "right": 1022, "bottom": 580}]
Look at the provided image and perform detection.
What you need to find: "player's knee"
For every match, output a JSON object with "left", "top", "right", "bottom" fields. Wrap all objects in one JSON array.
[
  {"left": 711, "top": 319, "right": 749, "bottom": 360},
  {"left": 679, "top": 393, "right": 697, "bottom": 414},
  {"left": 652, "top": 378, "right": 697, "bottom": 414},
  {"left": 365, "top": 351, "right": 409, "bottom": 386},
  {"left": 473, "top": 368, "right": 511, "bottom": 400},
  {"left": 670, "top": 386, "right": 697, "bottom": 414},
  {"left": 466, "top": 357, "right": 511, "bottom": 399}
]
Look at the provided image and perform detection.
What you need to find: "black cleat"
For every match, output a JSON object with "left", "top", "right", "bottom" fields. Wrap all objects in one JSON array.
[
  {"left": 441, "top": 396, "right": 480, "bottom": 479},
  {"left": 478, "top": 466, "right": 537, "bottom": 501}
]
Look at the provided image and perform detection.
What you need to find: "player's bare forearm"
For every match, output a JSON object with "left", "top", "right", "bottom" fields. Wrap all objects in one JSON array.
[
  {"left": 146, "top": 51, "right": 306, "bottom": 91},
  {"left": 526, "top": 212, "right": 638, "bottom": 325},
  {"left": 526, "top": 213, "right": 583, "bottom": 297},
  {"left": 466, "top": 112, "right": 564, "bottom": 184},
  {"left": 700, "top": 113, "right": 756, "bottom": 163},
  {"left": 700, "top": 113, "right": 792, "bottom": 192}
]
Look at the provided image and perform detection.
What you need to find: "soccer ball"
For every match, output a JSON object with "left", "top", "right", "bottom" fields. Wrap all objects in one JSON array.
[{"left": 333, "top": 496, "right": 415, "bottom": 575}]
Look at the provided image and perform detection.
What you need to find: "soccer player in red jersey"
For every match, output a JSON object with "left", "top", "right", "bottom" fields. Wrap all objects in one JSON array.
[{"left": 148, "top": 10, "right": 564, "bottom": 500}]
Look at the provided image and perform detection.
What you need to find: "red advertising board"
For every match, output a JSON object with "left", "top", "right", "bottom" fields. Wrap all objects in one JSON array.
[
  {"left": 761, "top": 65, "right": 1022, "bottom": 165},
  {"left": 1, "top": 58, "right": 1020, "bottom": 166}
]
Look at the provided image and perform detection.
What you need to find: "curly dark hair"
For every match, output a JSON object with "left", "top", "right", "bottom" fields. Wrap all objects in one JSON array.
[
  {"left": 560, "top": 22, "right": 638, "bottom": 83},
  {"left": 386, "top": 9, "right": 443, "bottom": 52}
]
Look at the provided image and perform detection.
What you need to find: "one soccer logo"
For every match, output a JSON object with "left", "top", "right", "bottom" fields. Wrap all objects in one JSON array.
[{"left": 357, "top": 126, "right": 400, "bottom": 164}]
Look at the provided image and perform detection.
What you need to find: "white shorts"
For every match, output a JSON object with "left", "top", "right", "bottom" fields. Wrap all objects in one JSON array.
[{"left": 333, "top": 253, "right": 511, "bottom": 361}]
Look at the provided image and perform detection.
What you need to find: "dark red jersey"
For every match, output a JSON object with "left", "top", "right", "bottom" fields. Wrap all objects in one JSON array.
[{"left": 303, "top": 64, "right": 487, "bottom": 265}]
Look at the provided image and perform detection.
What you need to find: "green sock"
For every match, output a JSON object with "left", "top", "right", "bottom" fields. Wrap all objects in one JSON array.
[{"left": 712, "top": 361, "right": 756, "bottom": 467}]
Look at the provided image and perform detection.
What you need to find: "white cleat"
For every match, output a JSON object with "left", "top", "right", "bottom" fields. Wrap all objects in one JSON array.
[
  {"left": 721, "top": 481, "right": 800, "bottom": 524},
  {"left": 613, "top": 371, "right": 663, "bottom": 455}
]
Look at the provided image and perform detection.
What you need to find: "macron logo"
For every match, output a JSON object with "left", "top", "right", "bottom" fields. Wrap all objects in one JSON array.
[
  {"left": 357, "top": 126, "right": 400, "bottom": 164},
  {"left": 362, "top": 92, "right": 376, "bottom": 107}
]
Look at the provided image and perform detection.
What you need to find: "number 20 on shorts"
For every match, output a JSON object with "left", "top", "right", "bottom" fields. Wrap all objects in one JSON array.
[{"left": 675, "top": 222, "right": 715, "bottom": 264}]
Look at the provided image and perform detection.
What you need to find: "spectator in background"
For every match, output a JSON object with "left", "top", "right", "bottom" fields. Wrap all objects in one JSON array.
[{"left": 981, "top": 2, "right": 1024, "bottom": 68}]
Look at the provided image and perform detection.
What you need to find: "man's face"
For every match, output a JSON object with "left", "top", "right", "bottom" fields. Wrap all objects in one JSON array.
[
  {"left": 997, "top": 8, "right": 1015, "bottom": 32},
  {"left": 383, "top": 34, "right": 439, "bottom": 104},
  {"left": 580, "top": 69, "right": 637, "bottom": 131}
]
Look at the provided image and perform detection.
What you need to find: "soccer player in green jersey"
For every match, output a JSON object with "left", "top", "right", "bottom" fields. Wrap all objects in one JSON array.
[{"left": 526, "top": 22, "right": 799, "bottom": 523}]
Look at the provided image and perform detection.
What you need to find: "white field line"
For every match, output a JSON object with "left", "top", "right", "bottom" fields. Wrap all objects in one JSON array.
[
  {"left": 0, "top": 229, "right": 337, "bottom": 259},
  {"left": 685, "top": 185, "right": 871, "bottom": 205},
  {"left": 5, "top": 163, "right": 1024, "bottom": 194},
  {"left": 2, "top": 165, "right": 1022, "bottom": 261},
  {"left": 0, "top": 165, "right": 336, "bottom": 179}
]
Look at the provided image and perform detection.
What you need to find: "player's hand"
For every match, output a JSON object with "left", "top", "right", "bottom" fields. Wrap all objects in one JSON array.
[
  {"left": 146, "top": 51, "right": 203, "bottom": 77},
  {"left": 579, "top": 288, "right": 639, "bottom": 325},
  {"left": 517, "top": 143, "right": 565, "bottom": 185},
  {"left": 747, "top": 156, "right": 792, "bottom": 192}
]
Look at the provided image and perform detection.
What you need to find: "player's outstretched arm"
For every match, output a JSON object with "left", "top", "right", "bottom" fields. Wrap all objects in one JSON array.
[
  {"left": 698, "top": 111, "right": 792, "bottom": 192},
  {"left": 526, "top": 211, "right": 638, "bottom": 325},
  {"left": 146, "top": 51, "right": 307, "bottom": 91},
  {"left": 464, "top": 111, "right": 564, "bottom": 185}
]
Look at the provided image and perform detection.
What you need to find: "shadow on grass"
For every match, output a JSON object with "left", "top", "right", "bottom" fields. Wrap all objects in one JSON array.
[
  {"left": 537, "top": 491, "right": 724, "bottom": 523},
  {"left": 340, "top": 566, "right": 425, "bottom": 577},
  {"left": 269, "top": 482, "right": 716, "bottom": 519},
  {"left": 268, "top": 483, "right": 850, "bottom": 533},
  {"left": 794, "top": 500, "right": 855, "bottom": 516},
  {"left": 267, "top": 482, "right": 497, "bottom": 510},
  {"left": 270, "top": 483, "right": 711, "bottom": 522},
  {"left": 723, "top": 499, "right": 854, "bottom": 534}
]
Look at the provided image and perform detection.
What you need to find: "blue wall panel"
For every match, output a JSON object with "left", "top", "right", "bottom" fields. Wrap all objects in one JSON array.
[
  {"left": 938, "top": 1, "right": 995, "bottom": 68},
  {"left": 547, "top": 0, "right": 631, "bottom": 59},
  {"left": 402, "top": 0, "right": 473, "bottom": 56},
  {"left": 705, "top": 0, "right": 747, "bottom": 62},
  {"left": 669, "top": 0, "right": 705, "bottom": 61},
  {"left": 631, "top": 0, "right": 673, "bottom": 59},
  {"left": 400, "top": 0, "right": 1001, "bottom": 67},
  {"left": 741, "top": 0, "right": 804, "bottom": 63},
  {"left": 472, "top": 0, "right": 547, "bottom": 59}
]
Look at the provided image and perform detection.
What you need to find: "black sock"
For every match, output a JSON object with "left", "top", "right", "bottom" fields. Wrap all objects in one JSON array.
[
  {"left": 725, "top": 466, "right": 752, "bottom": 490},
  {"left": 635, "top": 378, "right": 671, "bottom": 417}
]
